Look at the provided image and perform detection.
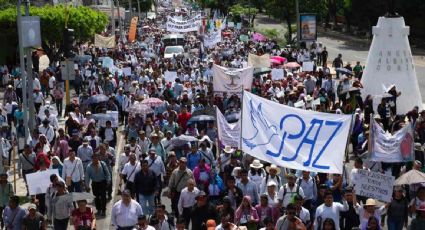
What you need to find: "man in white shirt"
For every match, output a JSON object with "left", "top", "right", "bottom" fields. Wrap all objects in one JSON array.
[
  {"left": 43, "top": 109, "right": 59, "bottom": 130},
  {"left": 145, "top": 149, "right": 166, "bottom": 204},
  {"left": 120, "top": 153, "right": 140, "bottom": 197},
  {"left": 134, "top": 215, "right": 155, "bottom": 230},
  {"left": 38, "top": 119, "right": 55, "bottom": 145},
  {"left": 178, "top": 179, "right": 200, "bottom": 228},
  {"left": 118, "top": 145, "right": 131, "bottom": 172},
  {"left": 62, "top": 149, "right": 84, "bottom": 192},
  {"left": 297, "top": 171, "right": 317, "bottom": 212},
  {"left": 111, "top": 189, "right": 143, "bottom": 229},
  {"left": 314, "top": 190, "right": 349, "bottom": 230},
  {"left": 278, "top": 173, "right": 305, "bottom": 208}
]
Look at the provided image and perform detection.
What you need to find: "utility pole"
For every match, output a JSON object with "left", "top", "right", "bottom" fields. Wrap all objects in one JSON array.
[
  {"left": 129, "top": 0, "right": 133, "bottom": 19},
  {"left": 117, "top": 0, "right": 124, "bottom": 40},
  {"left": 111, "top": 0, "right": 115, "bottom": 36},
  {"left": 136, "top": 0, "right": 141, "bottom": 19},
  {"left": 296, "top": 0, "right": 300, "bottom": 47},
  {"left": 17, "top": 0, "right": 29, "bottom": 141}
]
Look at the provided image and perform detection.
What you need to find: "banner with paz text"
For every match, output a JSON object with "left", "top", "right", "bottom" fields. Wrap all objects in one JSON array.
[{"left": 241, "top": 91, "right": 352, "bottom": 173}]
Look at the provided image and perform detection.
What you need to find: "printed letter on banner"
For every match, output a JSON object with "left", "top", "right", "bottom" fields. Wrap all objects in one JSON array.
[{"left": 241, "top": 91, "right": 352, "bottom": 173}]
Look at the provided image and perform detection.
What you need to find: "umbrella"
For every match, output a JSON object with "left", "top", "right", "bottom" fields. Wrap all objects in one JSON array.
[
  {"left": 336, "top": 67, "right": 353, "bottom": 76},
  {"left": 284, "top": 62, "right": 301, "bottom": 68},
  {"left": 129, "top": 103, "right": 154, "bottom": 115},
  {"left": 141, "top": 98, "right": 164, "bottom": 107},
  {"left": 85, "top": 94, "right": 109, "bottom": 104},
  {"left": 254, "top": 67, "right": 271, "bottom": 76},
  {"left": 170, "top": 135, "right": 199, "bottom": 147},
  {"left": 71, "top": 192, "right": 95, "bottom": 202},
  {"left": 394, "top": 170, "right": 425, "bottom": 185},
  {"left": 270, "top": 59, "right": 282, "bottom": 65},
  {"left": 252, "top": 32, "right": 266, "bottom": 42},
  {"left": 272, "top": 56, "right": 286, "bottom": 63},
  {"left": 188, "top": 115, "right": 216, "bottom": 124}
]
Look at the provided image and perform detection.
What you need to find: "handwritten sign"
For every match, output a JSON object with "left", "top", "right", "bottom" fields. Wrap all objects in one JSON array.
[
  {"left": 355, "top": 169, "right": 395, "bottom": 202},
  {"left": 164, "top": 71, "right": 177, "bottom": 83},
  {"left": 122, "top": 67, "right": 132, "bottom": 76},
  {"left": 302, "top": 61, "right": 314, "bottom": 72},
  {"left": 271, "top": 68, "right": 284, "bottom": 80}
]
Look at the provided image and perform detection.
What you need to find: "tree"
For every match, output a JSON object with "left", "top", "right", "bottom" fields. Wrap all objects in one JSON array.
[
  {"left": 228, "top": 3, "right": 258, "bottom": 24},
  {"left": 265, "top": 0, "right": 296, "bottom": 43},
  {"left": 0, "top": 5, "right": 108, "bottom": 65}
]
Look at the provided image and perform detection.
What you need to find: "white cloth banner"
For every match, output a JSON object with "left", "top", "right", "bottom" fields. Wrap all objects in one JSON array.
[
  {"left": 354, "top": 169, "right": 395, "bottom": 202},
  {"left": 164, "top": 71, "right": 177, "bottom": 83},
  {"left": 166, "top": 14, "right": 201, "bottom": 32},
  {"left": 241, "top": 91, "right": 352, "bottom": 173},
  {"left": 94, "top": 34, "right": 115, "bottom": 48},
  {"left": 302, "top": 61, "right": 314, "bottom": 72},
  {"left": 216, "top": 107, "right": 241, "bottom": 148},
  {"left": 26, "top": 169, "right": 60, "bottom": 195},
  {"left": 271, "top": 68, "right": 284, "bottom": 80},
  {"left": 92, "top": 111, "right": 119, "bottom": 127},
  {"left": 248, "top": 53, "right": 271, "bottom": 68},
  {"left": 370, "top": 119, "right": 414, "bottom": 162},
  {"left": 212, "top": 64, "right": 254, "bottom": 94},
  {"left": 204, "top": 30, "right": 222, "bottom": 48}
]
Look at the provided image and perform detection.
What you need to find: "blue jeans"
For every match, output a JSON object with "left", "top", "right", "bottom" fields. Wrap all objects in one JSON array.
[
  {"left": 387, "top": 219, "right": 404, "bottom": 230},
  {"left": 139, "top": 194, "right": 155, "bottom": 215}
]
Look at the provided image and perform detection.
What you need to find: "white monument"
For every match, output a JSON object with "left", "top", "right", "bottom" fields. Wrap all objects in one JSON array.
[{"left": 361, "top": 16, "right": 422, "bottom": 114}]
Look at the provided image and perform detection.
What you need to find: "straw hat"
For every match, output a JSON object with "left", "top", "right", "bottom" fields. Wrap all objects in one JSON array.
[
  {"left": 373, "top": 114, "right": 382, "bottom": 120},
  {"left": 365, "top": 198, "right": 376, "bottom": 206},
  {"left": 250, "top": 159, "right": 264, "bottom": 169},
  {"left": 266, "top": 164, "right": 281, "bottom": 174},
  {"left": 223, "top": 146, "right": 235, "bottom": 154}
]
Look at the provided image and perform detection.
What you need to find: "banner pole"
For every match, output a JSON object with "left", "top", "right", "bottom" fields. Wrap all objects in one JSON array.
[
  {"left": 344, "top": 114, "right": 354, "bottom": 164},
  {"left": 239, "top": 89, "right": 244, "bottom": 151}
]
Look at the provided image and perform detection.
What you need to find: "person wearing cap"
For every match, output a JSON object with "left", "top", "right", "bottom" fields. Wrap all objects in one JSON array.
[
  {"left": 22, "top": 203, "right": 45, "bottom": 230},
  {"left": 3, "top": 196, "right": 26, "bottom": 230},
  {"left": 168, "top": 157, "right": 194, "bottom": 217},
  {"left": 260, "top": 164, "right": 281, "bottom": 194},
  {"left": 147, "top": 133, "right": 166, "bottom": 161},
  {"left": 70, "top": 199, "right": 96, "bottom": 230},
  {"left": 278, "top": 173, "right": 305, "bottom": 208},
  {"left": 352, "top": 196, "right": 386, "bottom": 230},
  {"left": 85, "top": 154, "right": 111, "bottom": 217},
  {"left": 77, "top": 138, "right": 94, "bottom": 171},
  {"left": 111, "top": 189, "right": 143, "bottom": 230},
  {"left": 313, "top": 190, "right": 349, "bottom": 230},
  {"left": 190, "top": 191, "right": 219, "bottom": 229}
]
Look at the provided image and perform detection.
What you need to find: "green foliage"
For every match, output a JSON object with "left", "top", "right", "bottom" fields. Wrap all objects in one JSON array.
[
  {"left": 0, "top": 0, "right": 16, "bottom": 10},
  {"left": 0, "top": 5, "right": 108, "bottom": 63},
  {"left": 299, "top": 0, "right": 328, "bottom": 21},
  {"left": 229, "top": 3, "right": 258, "bottom": 17}
]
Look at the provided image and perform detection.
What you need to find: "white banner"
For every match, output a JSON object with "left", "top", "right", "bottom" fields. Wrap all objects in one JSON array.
[
  {"left": 248, "top": 53, "right": 271, "bottom": 68},
  {"left": 166, "top": 14, "right": 202, "bottom": 32},
  {"left": 370, "top": 119, "right": 414, "bottom": 162},
  {"left": 92, "top": 111, "right": 119, "bottom": 127},
  {"left": 204, "top": 30, "right": 222, "bottom": 48},
  {"left": 271, "top": 68, "right": 284, "bottom": 80},
  {"left": 241, "top": 91, "right": 352, "bottom": 173},
  {"left": 26, "top": 169, "right": 60, "bottom": 195},
  {"left": 354, "top": 169, "right": 395, "bottom": 202},
  {"left": 94, "top": 34, "right": 115, "bottom": 48},
  {"left": 216, "top": 107, "right": 241, "bottom": 148},
  {"left": 302, "top": 61, "right": 314, "bottom": 72},
  {"left": 213, "top": 64, "right": 254, "bottom": 94}
]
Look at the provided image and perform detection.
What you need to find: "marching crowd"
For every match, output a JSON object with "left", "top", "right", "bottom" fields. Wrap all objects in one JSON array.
[{"left": 0, "top": 2, "right": 425, "bottom": 230}]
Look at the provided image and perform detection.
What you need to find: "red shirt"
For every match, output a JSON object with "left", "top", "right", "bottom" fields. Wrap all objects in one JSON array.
[
  {"left": 72, "top": 207, "right": 94, "bottom": 230},
  {"left": 177, "top": 112, "right": 191, "bottom": 131}
]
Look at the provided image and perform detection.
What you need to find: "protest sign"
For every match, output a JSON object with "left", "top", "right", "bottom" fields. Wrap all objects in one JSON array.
[
  {"left": 239, "top": 35, "right": 249, "bottom": 42},
  {"left": 370, "top": 119, "right": 414, "bottom": 162},
  {"left": 213, "top": 64, "right": 254, "bottom": 95},
  {"left": 102, "top": 57, "right": 114, "bottom": 70},
  {"left": 166, "top": 14, "right": 201, "bottom": 33},
  {"left": 354, "top": 169, "right": 395, "bottom": 202},
  {"left": 227, "top": 22, "right": 234, "bottom": 28},
  {"left": 26, "top": 169, "right": 60, "bottom": 195},
  {"left": 204, "top": 30, "right": 222, "bottom": 48},
  {"left": 236, "top": 23, "right": 242, "bottom": 30},
  {"left": 271, "top": 68, "right": 284, "bottom": 80},
  {"left": 248, "top": 53, "right": 271, "bottom": 68},
  {"left": 122, "top": 67, "right": 132, "bottom": 76},
  {"left": 241, "top": 91, "right": 352, "bottom": 173},
  {"left": 94, "top": 34, "right": 115, "bottom": 48},
  {"left": 302, "top": 61, "right": 314, "bottom": 72},
  {"left": 164, "top": 71, "right": 178, "bottom": 83},
  {"left": 216, "top": 107, "right": 241, "bottom": 148},
  {"left": 92, "top": 111, "right": 119, "bottom": 127}
]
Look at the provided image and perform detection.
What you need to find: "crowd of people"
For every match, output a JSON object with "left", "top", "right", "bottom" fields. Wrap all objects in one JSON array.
[{"left": 0, "top": 1, "right": 425, "bottom": 230}]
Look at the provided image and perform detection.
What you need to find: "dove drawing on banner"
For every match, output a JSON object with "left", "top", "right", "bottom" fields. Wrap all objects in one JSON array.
[{"left": 243, "top": 100, "right": 278, "bottom": 149}]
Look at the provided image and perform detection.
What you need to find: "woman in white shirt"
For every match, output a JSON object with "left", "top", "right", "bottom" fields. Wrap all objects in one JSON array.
[{"left": 248, "top": 160, "right": 265, "bottom": 193}]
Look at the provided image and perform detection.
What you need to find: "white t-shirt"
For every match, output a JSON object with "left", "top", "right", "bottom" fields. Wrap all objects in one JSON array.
[
  {"left": 278, "top": 184, "right": 305, "bottom": 207},
  {"left": 314, "top": 201, "right": 349, "bottom": 230},
  {"left": 121, "top": 162, "right": 140, "bottom": 183}
]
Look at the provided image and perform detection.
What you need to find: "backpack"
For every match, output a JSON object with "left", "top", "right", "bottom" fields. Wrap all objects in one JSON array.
[
  {"left": 265, "top": 174, "right": 281, "bottom": 188},
  {"left": 282, "top": 184, "right": 300, "bottom": 199}
]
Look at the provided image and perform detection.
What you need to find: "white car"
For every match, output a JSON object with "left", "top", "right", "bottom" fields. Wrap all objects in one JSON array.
[{"left": 164, "top": 46, "right": 184, "bottom": 59}]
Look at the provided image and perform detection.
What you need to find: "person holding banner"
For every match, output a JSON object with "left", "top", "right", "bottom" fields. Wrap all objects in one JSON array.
[{"left": 314, "top": 190, "right": 349, "bottom": 230}]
